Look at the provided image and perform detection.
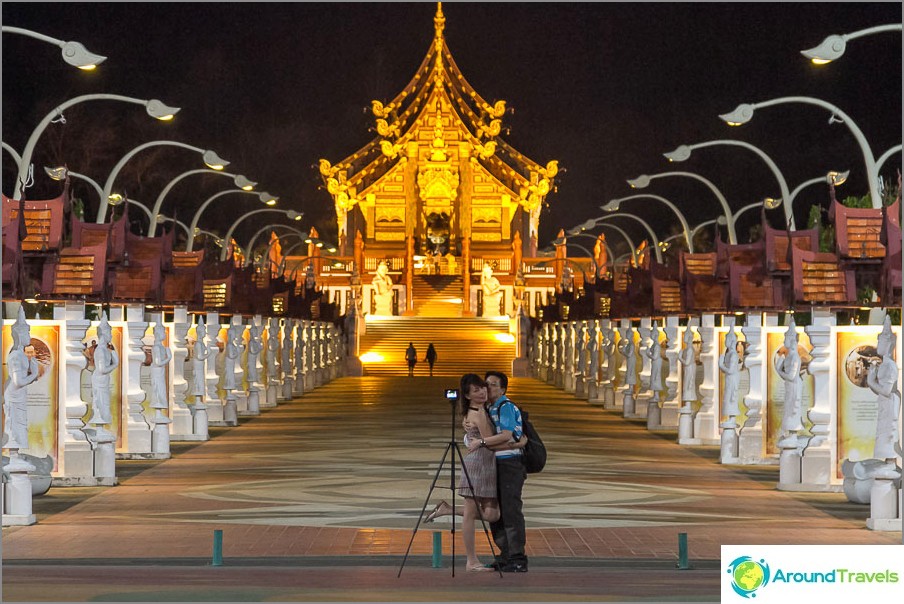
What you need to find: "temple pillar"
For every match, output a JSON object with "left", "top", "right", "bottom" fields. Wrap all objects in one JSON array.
[
  {"left": 122, "top": 303, "right": 152, "bottom": 457},
  {"left": 800, "top": 309, "right": 838, "bottom": 490},
  {"left": 52, "top": 303, "right": 93, "bottom": 484},
  {"left": 657, "top": 315, "right": 681, "bottom": 429},
  {"left": 738, "top": 312, "right": 766, "bottom": 464},
  {"left": 462, "top": 237, "right": 472, "bottom": 316},
  {"left": 693, "top": 313, "right": 719, "bottom": 445},
  {"left": 205, "top": 312, "right": 225, "bottom": 422},
  {"left": 169, "top": 306, "right": 197, "bottom": 439},
  {"left": 634, "top": 317, "right": 652, "bottom": 419}
]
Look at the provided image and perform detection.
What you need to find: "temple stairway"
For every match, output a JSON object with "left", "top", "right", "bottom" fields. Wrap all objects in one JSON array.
[
  {"left": 410, "top": 274, "right": 463, "bottom": 317},
  {"left": 359, "top": 316, "right": 514, "bottom": 376}
]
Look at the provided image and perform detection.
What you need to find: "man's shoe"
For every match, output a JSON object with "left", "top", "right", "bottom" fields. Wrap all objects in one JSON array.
[{"left": 501, "top": 562, "right": 528, "bottom": 573}]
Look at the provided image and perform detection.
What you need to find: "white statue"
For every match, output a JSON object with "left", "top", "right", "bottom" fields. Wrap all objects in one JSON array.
[
  {"left": 719, "top": 328, "right": 742, "bottom": 426},
  {"left": 775, "top": 320, "right": 803, "bottom": 448},
  {"left": 223, "top": 323, "right": 241, "bottom": 391},
  {"left": 603, "top": 327, "right": 617, "bottom": 382},
  {"left": 267, "top": 317, "right": 280, "bottom": 387},
  {"left": 371, "top": 261, "right": 394, "bottom": 315},
  {"left": 576, "top": 323, "right": 589, "bottom": 376},
  {"left": 247, "top": 321, "right": 262, "bottom": 385},
  {"left": 587, "top": 323, "right": 600, "bottom": 381},
  {"left": 190, "top": 317, "right": 210, "bottom": 399},
  {"left": 3, "top": 307, "right": 40, "bottom": 450},
  {"left": 621, "top": 328, "right": 637, "bottom": 389},
  {"left": 150, "top": 323, "right": 172, "bottom": 408},
  {"left": 294, "top": 324, "right": 305, "bottom": 373},
  {"left": 281, "top": 322, "right": 292, "bottom": 378},
  {"left": 867, "top": 317, "right": 901, "bottom": 463},
  {"left": 89, "top": 312, "right": 119, "bottom": 426},
  {"left": 648, "top": 322, "right": 665, "bottom": 398},
  {"left": 481, "top": 263, "right": 502, "bottom": 317},
  {"left": 679, "top": 325, "right": 698, "bottom": 403}
]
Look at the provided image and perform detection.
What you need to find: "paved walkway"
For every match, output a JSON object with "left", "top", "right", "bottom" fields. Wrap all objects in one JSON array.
[{"left": 2, "top": 376, "right": 899, "bottom": 602}]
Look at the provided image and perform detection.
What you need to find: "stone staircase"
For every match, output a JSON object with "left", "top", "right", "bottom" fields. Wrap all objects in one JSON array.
[
  {"left": 411, "top": 274, "right": 463, "bottom": 317},
  {"left": 359, "top": 316, "right": 515, "bottom": 376}
]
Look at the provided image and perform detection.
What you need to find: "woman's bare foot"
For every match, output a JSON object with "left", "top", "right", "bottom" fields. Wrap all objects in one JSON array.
[
  {"left": 424, "top": 500, "right": 453, "bottom": 523},
  {"left": 466, "top": 561, "right": 493, "bottom": 572}
]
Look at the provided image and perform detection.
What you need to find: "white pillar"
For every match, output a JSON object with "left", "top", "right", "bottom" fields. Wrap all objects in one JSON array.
[
  {"left": 168, "top": 306, "right": 194, "bottom": 438},
  {"left": 658, "top": 315, "right": 681, "bottom": 429},
  {"left": 694, "top": 313, "right": 719, "bottom": 445},
  {"left": 635, "top": 317, "right": 653, "bottom": 419},
  {"left": 738, "top": 312, "right": 766, "bottom": 464},
  {"left": 801, "top": 309, "right": 837, "bottom": 490},
  {"left": 293, "top": 319, "right": 306, "bottom": 396},
  {"left": 123, "top": 304, "right": 152, "bottom": 456},
  {"left": 53, "top": 302, "right": 94, "bottom": 483}
]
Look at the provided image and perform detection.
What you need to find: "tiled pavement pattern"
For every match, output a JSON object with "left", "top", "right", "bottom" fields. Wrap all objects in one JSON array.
[{"left": 3, "top": 376, "right": 900, "bottom": 602}]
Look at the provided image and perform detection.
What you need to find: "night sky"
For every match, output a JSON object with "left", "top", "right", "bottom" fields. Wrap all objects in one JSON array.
[{"left": 2, "top": 2, "right": 901, "bottom": 258}]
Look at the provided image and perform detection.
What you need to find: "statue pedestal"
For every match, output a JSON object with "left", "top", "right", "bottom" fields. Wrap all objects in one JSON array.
[
  {"left": 777, "top": 447, "right": 802, "bottom": 489},
  {"left": 738, "top": 426, "right": 765, "bottom": 465},
  {"left": 603, "top": 384, "right": 616, "bottom": 409},
  {"left": 151, "top": 412, "right": 172, "bottom": 456},
  {"left": 587, "top": 380, "right": 601, "bottom": 403},
  {"left": 192, "top": 402, "right": 209, "bottom": 440},
  {"left": 800, "top": 447, "right": 835, "bottom": 490},
  {"left": 511, "top": 357, "right": 530, "bottom": 378},
  {"left": 1, "top": 455, "right": 36, "bottom": 526},
  {"left": 677, "top": 403, "right": 695, "bottom": 443},
  {"left": 646, "top": 401, "right": 661, "bottom": 430},
  {"left": 720, "top": 425, "right": 739, "bottom": 464},
  {"left": 622, "top": 392, "right": 635, "bottom": 418},
  {"left": 223, "top": 391, "right": 238, "bottom": 426},
  {"left": 242, "top": 389, "right": 261, "bottom": 416},
  {"left": 264, "top": 385, "right": 278, "bottom": 407},
  {"left": 866, "top": 471, "right": 902, "bottom": 531},
  {"left": 92, "top": 428, "right": 117, "bottom": 481},
  {"left": 574, "top": 375, "right": 586, "bottom": 398}
]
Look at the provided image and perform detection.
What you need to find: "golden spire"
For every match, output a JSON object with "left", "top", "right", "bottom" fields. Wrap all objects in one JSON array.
[{"left": 434, "top": 2, "right": 445, "bottom": 39}]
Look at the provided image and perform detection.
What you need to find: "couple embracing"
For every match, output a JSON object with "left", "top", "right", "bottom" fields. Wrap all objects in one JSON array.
[{"left": 426, "top": 371, "right": 529, "bottom": 573}]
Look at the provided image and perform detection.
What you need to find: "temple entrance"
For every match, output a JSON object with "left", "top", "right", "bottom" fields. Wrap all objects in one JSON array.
[{"left": 424, "top": 211, "right": 451, "bottom": 256}]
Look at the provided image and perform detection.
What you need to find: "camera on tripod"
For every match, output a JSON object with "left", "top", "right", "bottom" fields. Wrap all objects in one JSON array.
[{"left": 444, "top": 388, "right": 459, "bottom": 401}]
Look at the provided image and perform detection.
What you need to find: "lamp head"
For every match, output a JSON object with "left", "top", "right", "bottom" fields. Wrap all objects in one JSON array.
[
  {"left": 234, "top": 175, "right": 256, "bottom": 191},
  {"left": 259, "top": 192, "right": 278, "bottom": 205},
  {"left": 286, "top": 210, "right": 303, "bottom": 221},
  {"left": 801, "top": 34, "right": 845, "bottom": 64},
  {"left": 107, "top": 193, "right": 124, "bottom": 206},
  {"left": 601, "top": 201, "right": 619, "bottom": 212},
  {"left": 145, "top": 99, "right": 180, "bottom": 121},
  {"left": 716, "top": 215, "right": 728, "bottom": 226},
  {"left": 719, "top": 104, "right": 754, "bottom": 126},
  {"left": 45, "top": 166, "right": 68, "bottom": 181},
  {"left": 627, "top": 175, "right": 650, "bottom": 189},
  {"left": 60, "top": 40, "right": 107, "bottom": 70},
  {"left": 827, "top": 170, "right": 849, "bottom": 186},
  {"left": 663, "top": 145, "right": 692, "bottom": 162},
  {"left": 763, "top": 197, "right": 783, "bottom": 210},
  {"left": 565, "top": 227, "right": 581, "bottom": 236},
  {"left": 202, "top": 150, "right": 229, "bottom": 170}
]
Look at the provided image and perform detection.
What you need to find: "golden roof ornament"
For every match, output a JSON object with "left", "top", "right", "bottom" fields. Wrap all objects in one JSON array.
[{"left": 434, "top": 2, "right": 445, "bottom": 39}]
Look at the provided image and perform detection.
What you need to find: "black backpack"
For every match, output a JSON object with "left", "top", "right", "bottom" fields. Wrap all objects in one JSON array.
[{"left": 505, "top": 402, "right": 547, "bottom": 474}]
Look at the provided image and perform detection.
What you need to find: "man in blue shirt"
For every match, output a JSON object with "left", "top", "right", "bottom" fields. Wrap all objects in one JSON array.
[{"left": 484, "top": 371, "right": 528, "bottom": 572}]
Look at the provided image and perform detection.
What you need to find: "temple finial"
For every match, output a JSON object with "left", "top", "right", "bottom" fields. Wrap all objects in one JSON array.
[{"left": 434, "top": 2, "right": 445, "bottom": 38}]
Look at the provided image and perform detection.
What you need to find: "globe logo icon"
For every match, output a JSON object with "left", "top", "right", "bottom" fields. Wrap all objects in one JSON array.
[{"left": 726, "top": 556, "right": 770, "bottom": 598}]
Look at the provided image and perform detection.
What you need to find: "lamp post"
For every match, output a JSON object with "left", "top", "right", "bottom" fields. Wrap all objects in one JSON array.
[
  {"left": 570, "top": 214, "right": 664, "bottom": 263},
  {"left": 627, "top": 171, "right": 738, "bottom": 243},
  {"left": 147, "top": 169, "right": 256, "bottom": 235},
  {"left": 220, "top": 209, "right": 303, "bottom": 261},
  {"left": 777, "top": 170, "right": 850, "bottom": 217},
  {"left": 98, "top": 142, "right": 228, "bottom": 223},
  {"left": 664, "top": 140, "right": 794, "bottom": 227},
  {"left": 2, "top": 26, "right": 106, "bottom": 69},
  {"left": 720, "top": 97, "right": 882, "bottom": 209},
  {"left": 568, "top": 232, "right": 616, "bottom": 266},
  {"left": 11, "top": 94, "right": 179, "bottom": 200},
  {"left": 876, "top": 145, "right": 902, "bottom": 176},
  {"left": 801, "top": 24, "right": 903, "bottom": 64},
  {"left": 242, "top": 224, "right": 308, "bottom": 265},
  {"left": 184, "top": 191, "right": 278, "bottom": 251},
  {"left": 602, "top": 194, "right": 694, "bottom": 251},
  {"left": 156, "top": 214, "right": 197, "bottom": 242}
]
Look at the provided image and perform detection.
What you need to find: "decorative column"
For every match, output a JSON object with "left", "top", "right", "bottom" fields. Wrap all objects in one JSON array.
[
  {"left": 53, "top": 302, "right": 93, "bottom": 483},
  {"left": 587, "top": 321, "right": 602, "bottom": 403},
  {"left": 563, "top": 322, "right": 576, "bottom": 393},
  {"left": 303, "top": 321, "right": 315, "bottom": 391},
  {"left": 574, "top": 322, "right": 589, "bottom": 398},
  {"left": 739, "top": 312, "right": 766, "bottom": 464},
  {"left": 230, "top": 317, "right": 248, "bottom": 418},
  {"left": 314, "top": 322, "right": 326, "bottom": 386},
  {"left": 540, "top": 323, "right": 553, "bottom": 383},
  {"left": 660, "top": 315, "right": 681, "bottom": 428},
  {"left": 87, "top": 313, "right": 118, "bottom": 484},
  {"left": 203, "top": 311, "right": 225, "bottom": 423},
  {"left": 242, "top": 316, "right": 263, "bottom": 416},
  {"left": 123, "top": 303, "right": 152, "bottom": 456},
  {"left": 678, "top": 321, "right": 700, "bottom": 444},
  {"left": 634, "top": 317, "right": 653, "bottom": 419},
  {"left": 221, "top": 318, "right": 241, "bottom": 426},
  {"left": 801, "top": 309, "right": 837, "bottom": 489},
  {"left": 601, "top": 321, "right": 617, "bottom": 409},
  {"left": 147, "top": 313, "right": 172, "bottom": 457},
  {"left": 281, "top": 319, "right": 294, "bottom": 400},
  {"left": 264, "top": 316, "right": 280, "bottom": 407},
  {"left": 169, "top": 306, "right": 194, "bottom": 438},
  {"left": 694, "top": 313, "right": 719, "bottom": 445},
  {"left": 293, "top": 319, "right": 306, "bottom": 396}
]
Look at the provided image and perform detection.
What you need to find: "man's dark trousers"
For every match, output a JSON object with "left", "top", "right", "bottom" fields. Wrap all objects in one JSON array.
[{"left": 490, "top": 457, "right": 527, "bottom": 566}]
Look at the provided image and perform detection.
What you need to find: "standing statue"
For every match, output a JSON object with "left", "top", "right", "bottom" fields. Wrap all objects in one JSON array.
[
  {"left": 267, "top": 317, "right": 280, "bottom": 388},
  {"left": 775, "top": 320, "right": 803, "bottom": 448},
  {"left": 587, "top": 322, "right": 600, "bottom": 382},
  {"left": 648, "top": 322, "right": 665, "bottom": 400},
  {"left": 190, "top": 316, "right": 210, "bottom": 400},
  {"left": 90, "top": 312, "right": 120, "bottom": 426},
  {"left": 480, "top": 263, "right": 502, "bottom": 317},
  {"left": 371, "top": 261, "right": 394, "bottom": 315},
  {"left": 150, "top": 323, "right": 172, "bottom": 408},
  {"left": 281, "top": 322, "right": 292, "bottom": 377},
  {"left": 719, "top": 328, "right": 742, "bottom": 427},
  {"left": 247, "top": 321, "right": 263, "bottom": 385},
  {"left": 867, "top": 317, "right": 901, "bottom": 464},
  {"left": 576, "top": 323, "right": 589, "bottom": 377},
  {"left": 603, "top": 326, "right": 617, "bottom": 383},
  {"left": 621, "top": 328, "right": 637, "bottom": 389},
  {"left": 223, "top": 323, "right": 241, "bottom": 391},
  {"left": 3, "top": 307, "right": 40, "bottom": 450},
  {"left": 679, "top": 325, "right": 698, "bottom": 404}
]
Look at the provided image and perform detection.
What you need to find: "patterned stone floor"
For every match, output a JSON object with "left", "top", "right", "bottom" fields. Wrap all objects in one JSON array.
[{"left": 2, "top": 376, "right": 899, "bottom": 601}]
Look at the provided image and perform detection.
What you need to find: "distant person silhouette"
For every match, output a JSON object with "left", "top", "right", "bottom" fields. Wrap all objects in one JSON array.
[
  {"left": 425, "top": 343, "right": 437, "bottom": 376},
  {"left": 405, "top": 342, "right": 417, "bottom": 377}
]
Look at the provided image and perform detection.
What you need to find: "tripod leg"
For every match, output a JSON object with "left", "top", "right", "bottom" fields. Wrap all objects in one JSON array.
[
  {"left": 398, "top": 442, "right": 455, "bottom": 577},
  {"left": 453, "top": 443, "right": 503, "bottom": 578}
]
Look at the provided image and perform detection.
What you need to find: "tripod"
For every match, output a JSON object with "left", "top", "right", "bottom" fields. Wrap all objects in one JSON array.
[{"left": 398, "top": 394, "right": 501, "bottom": 577}]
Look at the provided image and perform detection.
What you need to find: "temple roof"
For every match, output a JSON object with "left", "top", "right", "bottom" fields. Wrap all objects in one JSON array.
[{"left": 319, "top": 3, "right": 558, "bottom": 214}]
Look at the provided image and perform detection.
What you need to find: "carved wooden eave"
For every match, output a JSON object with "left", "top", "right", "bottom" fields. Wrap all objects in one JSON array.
[{"left": 318, "top": 3, "right": 558, "bottom": 234}]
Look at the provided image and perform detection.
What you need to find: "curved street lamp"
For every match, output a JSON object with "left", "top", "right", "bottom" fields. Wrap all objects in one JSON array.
[
  {"left": 11, "top": 94, "right": 179, "bottom": 200},
  {"left": 220, "top": 209, "right": 303, "bottom": 261},
  {"left": 876, "top": 145, "right": 902, "bottom": 176},
  {"left": 592, "top": 214, "right": 663, "bottom": 263},
  {"left": 801, "top": 24, "right": 903, "bottom": 64},
  {"left": 627, "top": 171, "right": 738, "bottom": 243},
  {"left": 147, "top": 169, "right": 256, "bottom": 235},
  {"left": 2, "top": 141, "right": 22, "bottom": 166},
  {"left": 2, "top": 26, "right": 107, "bottom": 69},
  {"left": 567, "top": 232, "right": 616, "bottom": 266},
  {"left": 240, "top": 224, "right": 307, "bottom": 265},
  {"left": 98, "top": 141, "right": 228, "bottom": 223},
  {"left": 602, "top": 194, "right": 694, "bottom": 251},
  {"left": 663, "top": 140, "right": 793, "bottom": 226},
  {"left": 720, "top": 97, "right": 881, "bottom": 208},
  {"left": 184, "top": 190, "right": 278, "bottom": 250}
]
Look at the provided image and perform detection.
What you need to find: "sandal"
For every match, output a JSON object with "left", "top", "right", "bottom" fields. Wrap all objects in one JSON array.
[
  {"left": 467, "top": 562, "right": 493, "bottom": 572},
  {"left": 424, "top": 500, "right": 449, "bottom": 523}
]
